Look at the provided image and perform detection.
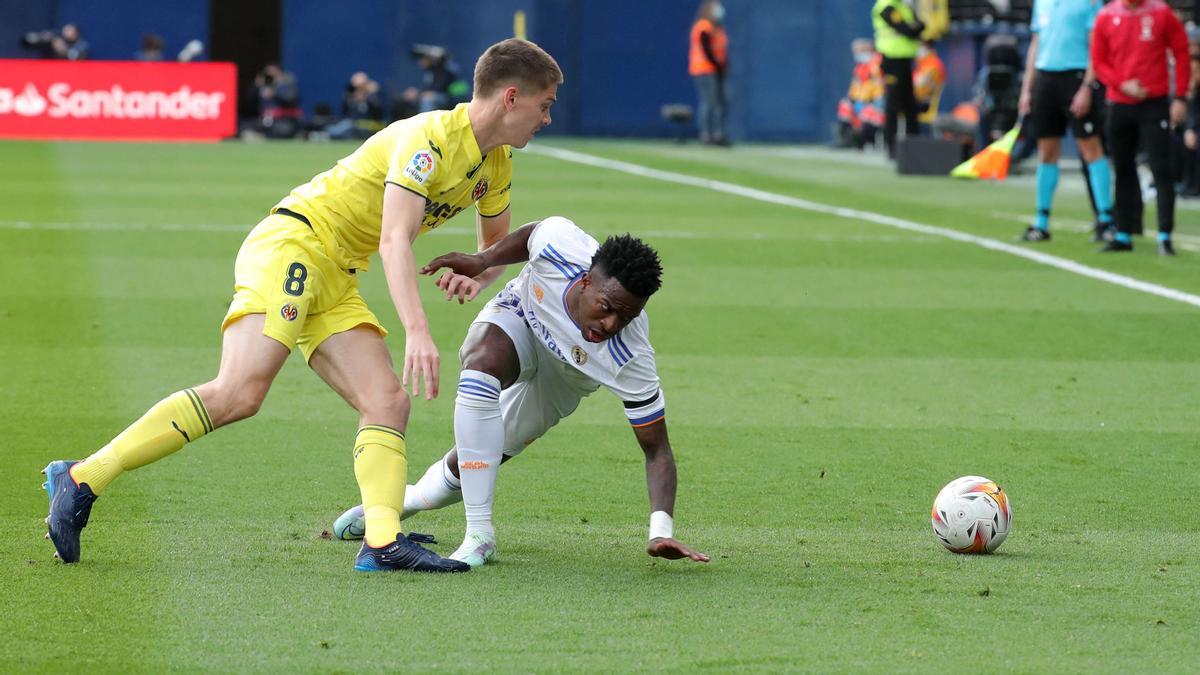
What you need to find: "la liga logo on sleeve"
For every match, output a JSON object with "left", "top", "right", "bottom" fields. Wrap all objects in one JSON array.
[{"left": 404, "top": 150, "right": 436, "bottom": 185}]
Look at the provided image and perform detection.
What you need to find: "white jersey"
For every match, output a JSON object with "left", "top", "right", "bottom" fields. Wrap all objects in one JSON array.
[{"left": 502, "top": 216, "right": 665, "bottom": 427}]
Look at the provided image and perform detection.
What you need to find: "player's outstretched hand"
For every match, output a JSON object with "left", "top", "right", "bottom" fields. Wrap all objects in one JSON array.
[
  {"left": 403, "top": 331, "right": 439, "bottom": 400},
  {"left": 647, "top": 537, "right": 710, "bottom": 563},
  {"left": 435, "top": 271, "right": 481, "bottom": 304},
  {"left": 421, "top": 252, "right": 488, "bottom": 280}
]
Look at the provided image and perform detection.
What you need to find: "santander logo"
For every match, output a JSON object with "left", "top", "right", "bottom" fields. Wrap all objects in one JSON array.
[
  {"left": 0, "top": 82, "right": 225, "bottom": 120},
  {"left": 11, "top": 84, "right": 47, "bottom": 116}
]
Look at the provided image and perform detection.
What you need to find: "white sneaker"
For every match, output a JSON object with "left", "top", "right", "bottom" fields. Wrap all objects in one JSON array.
[{"left": 449, "top": 531, "right": 496, "bottom": 568}]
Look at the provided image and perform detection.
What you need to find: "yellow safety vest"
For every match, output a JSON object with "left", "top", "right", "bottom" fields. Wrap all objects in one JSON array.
[{"left": 873, "top": 0, "right": 920, "bottom": 59}]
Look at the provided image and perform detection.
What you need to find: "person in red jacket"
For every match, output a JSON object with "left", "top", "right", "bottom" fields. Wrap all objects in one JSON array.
[{"left": 1092, "top": 0, "right": 1190, "bottom": 255}]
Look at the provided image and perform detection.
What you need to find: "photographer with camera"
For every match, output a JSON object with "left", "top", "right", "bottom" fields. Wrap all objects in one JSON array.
[
  {"left": 252, "top": 63, "right": 303, "bottom": 139},
  {"left": 21, "top": 23, "right": 89, "bottom": 60},
  {"left": 402, "top": 44, "right": 466, "bottom": 115},
  {"left": 325, "top": 71, "right": 386, "bottom": 140}
]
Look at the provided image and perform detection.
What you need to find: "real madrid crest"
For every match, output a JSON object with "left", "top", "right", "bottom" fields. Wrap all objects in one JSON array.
[{"left": 570, "top": 345, "right": 588, "bottom": 366}]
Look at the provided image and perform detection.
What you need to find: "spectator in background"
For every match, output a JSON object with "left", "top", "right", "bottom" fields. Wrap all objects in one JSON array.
[
  {"left": 326, "top": 71, "right": 386, "bottom": 140},
  {"left": 1092, "top": 0, "right": 1189, "bottom": 255},
  {"left": 402, "top": 45, "right": 466, "bottom": 114},
  {"left": 52, "top": 24, "right": 89, "bottom": 60},
  {"left": 254, "top": 64, "right": 303, "bottom": 139},
  {"left": 689, "top": 1, "right": 730, "bottom": 146},
  {"left": 913, "top": 41, "right": 946, "bottom": 119},
  {"left": 873, "top": 0, "right": 924, "bottom": 158},
  {"left": 136, "top": 34, "right": 165, "bottom": 61},
  {"left": 1016, "top": 0, "right": 1113, "bottom": 245},
  {"left": 835, "top": 38, "right": 885, "bottom": 149}
]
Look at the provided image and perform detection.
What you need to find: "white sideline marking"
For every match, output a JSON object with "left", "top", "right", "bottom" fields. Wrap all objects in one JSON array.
[
  {"left": 0, "top": 220, "right": 937, "bottom": 244},
  {"left": 0, "top": 220, "right": 250, "bottom": 233},
  {"left": 528, "top": 144, "right": 1200, "bottom": 310}
]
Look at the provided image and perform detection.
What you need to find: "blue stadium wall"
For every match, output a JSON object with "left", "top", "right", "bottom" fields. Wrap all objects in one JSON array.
[{"left": 1, "top": 0, "right": 936, "bottom": 142}]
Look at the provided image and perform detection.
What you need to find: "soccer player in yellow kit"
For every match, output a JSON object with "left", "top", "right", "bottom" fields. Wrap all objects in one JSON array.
[{"left": 41, "top": 38, "right": 563, "bottom": 573}]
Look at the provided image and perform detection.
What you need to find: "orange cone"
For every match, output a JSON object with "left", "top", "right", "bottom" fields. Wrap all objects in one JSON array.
[{"left": 951, "top": 124, "right": 1021, "bottom": 180}]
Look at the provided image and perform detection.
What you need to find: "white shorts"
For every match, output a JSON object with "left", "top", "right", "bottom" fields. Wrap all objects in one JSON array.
[{"left": 473, "top": 288, "right": 601, "bottom": 457}]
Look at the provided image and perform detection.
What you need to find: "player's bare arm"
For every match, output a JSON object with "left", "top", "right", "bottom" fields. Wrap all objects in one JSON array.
[
  {"left": 380, "top": 182, "right": 440, "bottom": 400},
  {"left": 421, "top": 219, "right": 541, "bottom": 281},
  {"left": 1069, "top": 32, "right": 1095, "bottom": 118},
  {"left": 633, "top": 420, "right": 710, "bottom": 563},
  {"left": 433, "top": 208, "right": 515, "bottom": 304}
]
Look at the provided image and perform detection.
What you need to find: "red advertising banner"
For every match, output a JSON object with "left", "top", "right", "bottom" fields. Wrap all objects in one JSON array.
[{"left": 0, "top": 60, "right": 236, "bottom": 141}]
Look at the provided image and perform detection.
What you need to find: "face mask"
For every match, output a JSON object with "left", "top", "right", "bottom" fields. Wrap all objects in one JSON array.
[
  {"left": 854, "top": 52, "right": 872, "bottom": 64},
  {"left": 712, "top": 4, "right": 726, "bottom": 21}
]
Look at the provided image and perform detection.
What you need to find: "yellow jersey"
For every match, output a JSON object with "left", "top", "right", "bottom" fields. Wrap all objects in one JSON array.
[{"left": 273, "top": 103, "right": 512, "bottom": 271}]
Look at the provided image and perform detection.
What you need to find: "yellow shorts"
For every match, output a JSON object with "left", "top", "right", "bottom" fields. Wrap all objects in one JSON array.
[{"left": 222, "top": 213, "right": 386, "bottom": 361}]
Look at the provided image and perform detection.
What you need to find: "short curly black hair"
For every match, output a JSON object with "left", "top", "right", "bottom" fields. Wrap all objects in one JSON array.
[{"left": 590, "top": 234, "right": 662, "bottom": 298}]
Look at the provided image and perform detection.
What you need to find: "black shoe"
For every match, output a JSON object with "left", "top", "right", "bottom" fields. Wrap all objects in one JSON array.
[
  {"left": 1091, "top": 222, "right": 1115, "bottom": 243},
  {"left": 1019, "top": 226, "right": 1051, "bottom": 242},
  {"left": 1158, "top": 239, "right": 1176, "bottom": 256},
  {"left": 1099, "top": 239, "right": 1133, "bottom": 253},
  {"left": 42, "top": 461, "right": 97, "bottom": 563},
  {"left": 354, "top": 533, "right": 471, "bottom": 573}
]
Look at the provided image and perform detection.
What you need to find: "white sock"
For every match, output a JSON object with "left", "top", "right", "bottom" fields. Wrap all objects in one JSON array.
[
  {"left": 401, "top": 449, "right": 462, "bottom": 519},
  {"left": 455, "top": 370, "right": 504, "bottom": 538}
]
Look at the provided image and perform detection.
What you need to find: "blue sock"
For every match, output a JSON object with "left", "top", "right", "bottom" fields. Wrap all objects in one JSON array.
[
  {"left": 1086, "top": 159, "right": 1114, "bottom": 224},
  {"left": 1035, "top": 162, "right": 1059, "bottom": 230},
  {"left": 1159, "top": 232, "right": 1171, "bottom": 242},
  {"left": 1115, "top": 231, "right": 1132, "bottom": 244}
]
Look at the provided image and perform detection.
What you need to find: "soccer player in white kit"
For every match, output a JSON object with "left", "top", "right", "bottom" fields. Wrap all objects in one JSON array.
[{"left": 334, "top": 216, "right": 709, "bottom": 567}]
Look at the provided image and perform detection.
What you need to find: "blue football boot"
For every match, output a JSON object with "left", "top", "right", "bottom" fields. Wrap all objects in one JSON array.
[
  {"left": 354, "top": 533, "right": 470, "bottom": 573},
  {"left": 42, "top": 460, "right": 97, "bottom": 563}
]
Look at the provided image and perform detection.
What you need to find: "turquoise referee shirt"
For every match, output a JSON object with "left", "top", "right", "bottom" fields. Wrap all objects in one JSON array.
[{"left": 1032, "top": 0, "right": 1101, "bottom": 72}]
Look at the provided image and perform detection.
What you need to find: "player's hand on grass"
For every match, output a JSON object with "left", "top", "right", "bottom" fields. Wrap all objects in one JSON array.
[
  {"left": 1069, "top": 85, "right": 1092, "bottom": 118},
  {"left": 435, "top": 271, "right": 481, "bottom": 304},
  {"left": 403, "top": 330, "right": 439, "bottom": 400},
  {"left": 647, "top": 537, "right": 710, "bottom": 563},
  {"left": 421, "top": 252, "right": 488, "bottom": 280}
]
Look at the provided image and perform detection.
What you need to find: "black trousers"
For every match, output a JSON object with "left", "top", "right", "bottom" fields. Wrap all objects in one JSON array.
[
  {"left": 1108, "top": 97, "right": 1175, "bottom": 235},
  {"left": 881, "top": 56, "right": 919, "bottom": 156}
]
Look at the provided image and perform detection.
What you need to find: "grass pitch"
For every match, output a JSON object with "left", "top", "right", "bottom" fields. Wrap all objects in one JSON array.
[{"left": 1, "top": 138, "right": 1198, "bottom": 672}]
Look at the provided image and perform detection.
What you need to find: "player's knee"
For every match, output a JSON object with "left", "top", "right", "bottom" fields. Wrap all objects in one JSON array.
[
  {"left": 359, "top": 377, "right": 410, "bottom": 428},
  {"left": 228, "top": 382, "right": 270, "bottom": 422},
  {"left": 198, "top": 378, "right": 269, "bottom": 425}
]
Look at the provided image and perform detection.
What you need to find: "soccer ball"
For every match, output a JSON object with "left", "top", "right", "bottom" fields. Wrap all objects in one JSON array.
[{"left": 931, "top": 476, "right": 1011, "bottom": 554}]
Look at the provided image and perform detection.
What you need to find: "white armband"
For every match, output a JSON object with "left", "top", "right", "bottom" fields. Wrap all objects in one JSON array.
[{"left": 649, "top": 511, "right": 673, "bottom": 541}]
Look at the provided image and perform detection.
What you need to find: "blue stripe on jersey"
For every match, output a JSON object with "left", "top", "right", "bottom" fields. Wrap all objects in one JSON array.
[
  {"left": 539, "top": 250, "right": 575, "bottom": 279},
  {"left": 607, "top": 339, "right": 629, "bottom": 366},
  {"left": 457, "top": 384, "right": 500, "bottom": 400},
  {"left": 629, "top": 409, "right": 665, "bottom": 426},
  {"left": 544, "top": 244, "right": 584, "bottom": 276},
  {"left": 612, "top": 333, "right": 634, "bottom": 361},
  {"left": 459, "top": 376, "right": 500, "bottom": 396}
]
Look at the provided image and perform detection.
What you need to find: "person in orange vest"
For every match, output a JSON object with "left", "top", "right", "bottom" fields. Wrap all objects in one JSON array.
[
  {"left": 913, "top": 41, "right": 946, "bottom": 118},
  {"left": 689, "top": 1, "right": 730, "bottom": 146},
  {"left": 836, "top": 38, "right": 886, "bottom": 148}
]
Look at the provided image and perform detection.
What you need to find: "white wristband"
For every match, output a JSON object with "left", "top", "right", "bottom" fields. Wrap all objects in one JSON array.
[{"left": 649, "top": 511, "right": 673, "bottom": 541}]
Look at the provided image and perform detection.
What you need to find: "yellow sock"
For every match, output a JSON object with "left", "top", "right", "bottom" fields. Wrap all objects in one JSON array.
[
  {"left": 353, "top": 425, "right": 408, "bottom": 548},
  {"left": 71, "top": 389, "right": 212, "bottom": 494}
]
